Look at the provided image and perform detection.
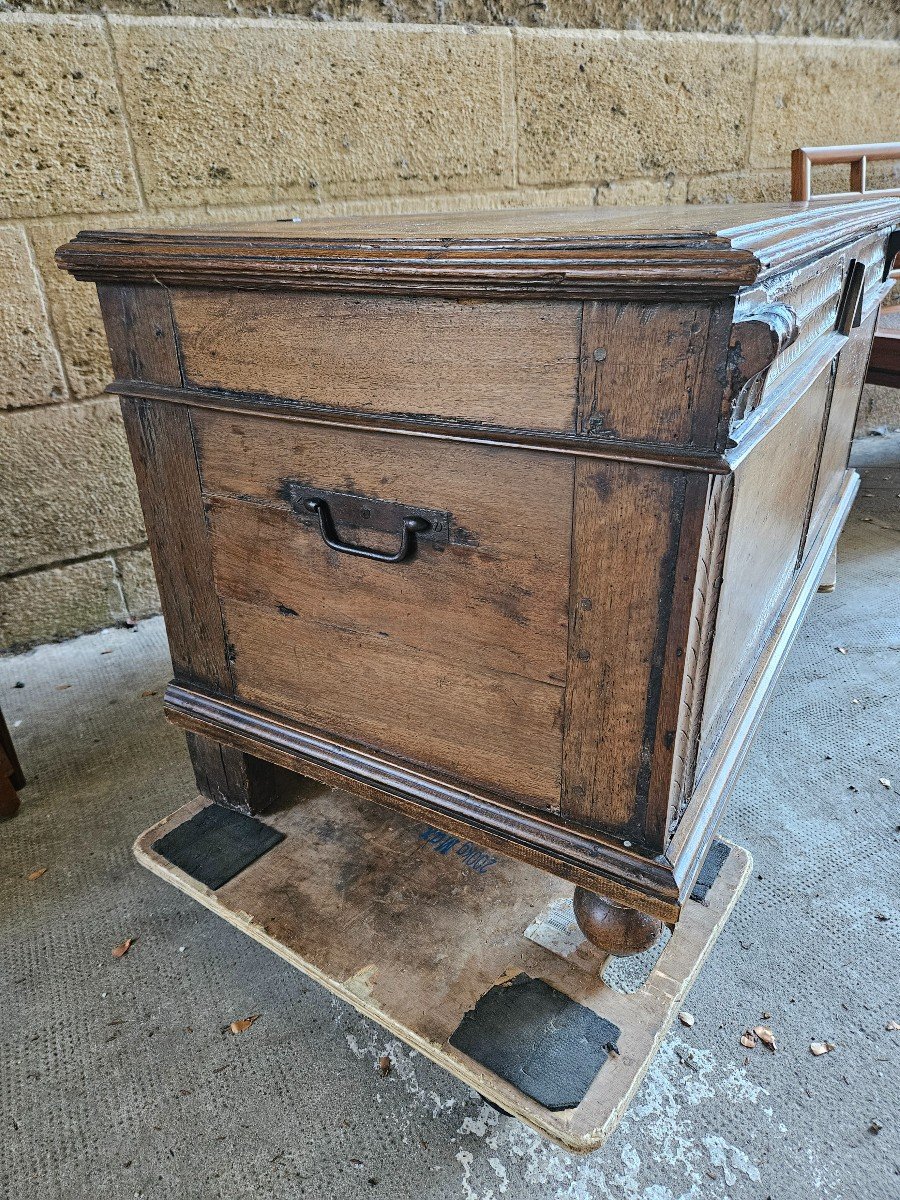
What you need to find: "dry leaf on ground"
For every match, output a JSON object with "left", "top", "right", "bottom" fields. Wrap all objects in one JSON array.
[
  {"left": 378, "top": 1054, "right": 392, "bottom": 1077},
  {"left": 878, "top": 778, "right": 891, "bottom": 789},
  {"left": 112, "top": 937, "right": 134, "bottom": 958},
  {"left": 230, "top": 1014, "right": 261, "bottom": 1034},
  {"left": 885, "top": 1020, "right": 900, "bottom": 1031},
  {"left": 810, "top": 1041, "right": 835, "bottom": 1056},
  {"left": 754, "top": 1026, "right": 776, "bottom": 1051},
  {"left": 678, "top": 1011, "right": 695, "bottom": 1028},
  {"left": 141, "top": 690, "right": 158, "bottom": 698},
  {"left": 27, "top": 867, "right": 47, "bottom": 881},
  {"left": 836, "top": 647, "right": 847, "bottom": 655},
  {"left": 740, "top": 1031, "right": 756, "bottom": 1049}
]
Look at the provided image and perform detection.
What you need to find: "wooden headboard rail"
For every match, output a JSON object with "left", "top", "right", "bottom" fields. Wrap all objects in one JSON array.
[
  {"left": 791, "top": 143, "right": 900, "bottom": 202},
  {"left": 792, "top": 144, "right": 900, "bottom": 282}
]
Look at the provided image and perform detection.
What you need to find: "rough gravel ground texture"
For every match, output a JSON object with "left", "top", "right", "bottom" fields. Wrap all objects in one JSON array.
[{"left": 2, "top": 436, "right": 898, "bottom": 1200}]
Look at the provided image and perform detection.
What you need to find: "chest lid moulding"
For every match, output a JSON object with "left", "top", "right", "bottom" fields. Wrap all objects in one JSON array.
[{"left": 56, "top": 198, "right": 900, "bottom": 926}]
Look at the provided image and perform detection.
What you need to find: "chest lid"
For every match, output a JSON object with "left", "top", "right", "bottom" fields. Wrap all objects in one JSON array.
[{"left": 57, "top": 198, "right": 900, "bottom": 300}]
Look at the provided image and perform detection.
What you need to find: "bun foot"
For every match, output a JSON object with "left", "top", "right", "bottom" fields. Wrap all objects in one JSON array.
[{"left": 573, "top": 887, "right": 664, "bottom": 958}]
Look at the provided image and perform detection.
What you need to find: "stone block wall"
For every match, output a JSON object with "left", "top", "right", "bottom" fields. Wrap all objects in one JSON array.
[{"left": 1, "top": 10, "right": 898, "bottom": 648}]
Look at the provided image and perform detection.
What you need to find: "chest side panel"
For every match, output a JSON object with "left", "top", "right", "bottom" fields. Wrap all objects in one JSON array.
[
  {"left": 193, "top": 410, "right": 574, "bottom": 811},
  {"left": 700, "top": 360, "right": 835, "bottom": 752},
  {"left": 807, "top": 306, "right": 879, "bottom": 543}
]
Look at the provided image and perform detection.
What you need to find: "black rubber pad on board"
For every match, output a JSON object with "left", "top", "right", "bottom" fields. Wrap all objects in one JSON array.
[
  {"left": 690, "top": 839, "right": 731, "bottom": 904},
  {"left": 449, "top": 973, "right": 620, "bottom": 1111},
  {"left": 152, "top": 804, "right": 285, "bottom": 891}
]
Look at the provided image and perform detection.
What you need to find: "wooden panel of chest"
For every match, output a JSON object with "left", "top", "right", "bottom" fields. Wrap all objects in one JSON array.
[{"left": 59, "top": 200, "right": 900, "bottom": 937}]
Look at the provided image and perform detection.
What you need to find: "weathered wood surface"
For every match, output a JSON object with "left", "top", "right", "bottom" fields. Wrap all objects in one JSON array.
[
  {"left": 808, "top": 307, "right": 879, "bottom": 540},
  {"left": 198, "top": 414, "right": 573, "bottom": 810},
  {"left": 58, "top": 197, "right": 900, "bottom": 298},
  {"left": 186, "top": 731, "right": 289, "bottom": 816},
  {"left": 98, "top": 283, "right": 182, "bottom": 386},
  {"left": 134, "top": 788, "right": 751, "bottom": 1152},
  {"left": 119, "top": 398, "right": 232, "bottom": 693},
  {"left": 561, "top": 459, "right": 686, "bottom": 838},
  {"left": 173, "top": 290, "right": 581, "bottom": 432},
  {"left": 58, "top": 200, "right": 898, "bottom": 930},
  {"left": 700, "top": 360, "right": 837, "bottom": 752},
  {"left": 577, "top": 300, "right": 734, "bottom": 448}
]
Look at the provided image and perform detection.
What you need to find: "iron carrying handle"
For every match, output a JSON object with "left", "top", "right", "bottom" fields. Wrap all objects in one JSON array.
[{"left": 302, "top": 497, "right": 431, "bottom": 563}]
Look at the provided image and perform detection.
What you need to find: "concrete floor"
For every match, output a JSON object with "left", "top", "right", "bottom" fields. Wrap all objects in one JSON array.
[{"left": 2, "top": 436, "right": 899, "bottom": 1200}]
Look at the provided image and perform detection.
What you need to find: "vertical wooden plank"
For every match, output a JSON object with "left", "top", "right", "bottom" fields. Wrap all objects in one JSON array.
[
  {"left": 561, "top": 458, "right": 687, "bottom": 840},
  {"left": 642, "top": 472, "right": 716, "bottom": 847},
  {"left": 120, "top": 397, "right": 232, "bottom": 693},
  {"left": 97, "top": 283, "right": 183, "bottom": 386},
  {"left": 665, "top": 473, "right": 734, "bottom": 836},
  {"left": 577, "top": 300, "right": 733, "bottom": 449},
  {"left": 186, "top": 731, "right": 288, "bottom": 815}
]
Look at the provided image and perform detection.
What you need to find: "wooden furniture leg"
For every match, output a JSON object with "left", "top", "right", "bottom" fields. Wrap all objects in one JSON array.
[
  {"left": 818, "top": 548, "right": 837, "bottom": 593},
  {"left": 186, "top": 732, "right": 285, "bottom": 816},
  {"left": 573, "top": 887, "right": 664, "bottom": 957},
  {"left": 0, "top": 707, "right": 24, "bottom": 820},
  {"left": 0, "top": 765, "right": 20, "bottom": 821}
]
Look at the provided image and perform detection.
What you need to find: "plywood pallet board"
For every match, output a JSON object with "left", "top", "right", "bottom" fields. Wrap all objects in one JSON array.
[{"left": 134, "top": 784, "right": 751, "bottom": 1152}]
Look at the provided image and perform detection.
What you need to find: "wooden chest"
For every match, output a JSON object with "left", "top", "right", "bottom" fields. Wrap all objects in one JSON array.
[{"left": 58, "top": 199, "right": 900, "bottom": 954}]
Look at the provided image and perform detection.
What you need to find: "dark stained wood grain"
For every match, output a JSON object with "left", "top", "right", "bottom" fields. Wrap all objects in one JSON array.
[
  {"left": 98, "top": 284, "right": 182, "bottom": 386},
  {"left": 185, "top": 731, "right": 289, "bottom": 816},
  {"left": 223, "top": 596, "right": 564, "bottom": 811},
  {"left": 561, "top": 459, "right": 686, "bottom": 839},
  {"left": 206, "top": 495, "right": 568, "bottom": 688},
  {"left": 112, "top": 378, "right": 733, "bottom": 473},
  {"left": 58, "top": 197, "right": 900, "bottom": 299},
  {"left": 58, "top": 199, "right": 896, "bottom": 929},
  {"left": 172, "top": 290, "right": 581, "bottom": 433},
  {"left": 578, "top": 300, "right": 734, "bottom": 449},
  {"left": 119, "top": 398, "right": 231, "bottom": 692}
]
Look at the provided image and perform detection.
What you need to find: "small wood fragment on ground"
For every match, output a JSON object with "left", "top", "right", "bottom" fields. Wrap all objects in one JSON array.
[
  {"left": 809, "top": 1041, "right": 835, "bottom": 1056},
  {"left": 229, "top": 1014, "right": 260, "bottom": 1034},
  {"left": 754, "top": 1026, "right": 776, "bottom": 1051}
]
